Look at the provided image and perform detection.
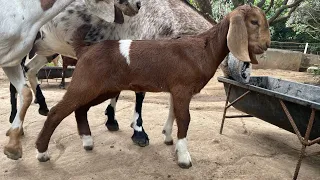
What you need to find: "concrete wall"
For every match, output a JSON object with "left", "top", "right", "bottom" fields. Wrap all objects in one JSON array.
[
  {"left": 300, "top": 53, "right": 320, "bottom": 71},
  {"left": 253, "top": 48, "right": 303, "bottom": 71},
  {"left": 252, "top": 48, "right": 320, "bottom": 71}
]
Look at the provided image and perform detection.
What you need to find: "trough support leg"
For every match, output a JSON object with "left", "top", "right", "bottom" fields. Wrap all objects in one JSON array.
[
  {"left": 293, "top": 109, "right": 315, "bottom": 180},
  {"left": 220, "top": 85, "right": 232, "bottom": 134},
  {"left": 280, "top": 100, "right": 316, "bottom": 180}
]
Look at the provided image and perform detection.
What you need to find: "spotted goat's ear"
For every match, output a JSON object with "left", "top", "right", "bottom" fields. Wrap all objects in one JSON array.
[{"left": 114, "top": 5, "right": 124, "bottom": 24}]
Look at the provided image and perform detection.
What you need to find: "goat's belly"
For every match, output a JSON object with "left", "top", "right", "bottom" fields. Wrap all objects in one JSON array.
[{"left": 128, "top": 83, "right": 169, "bottom": 92}]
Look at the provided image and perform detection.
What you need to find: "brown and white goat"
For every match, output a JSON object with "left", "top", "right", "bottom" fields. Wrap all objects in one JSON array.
[{"left": 36, "top": 5, "right": 271, "bottom": 168}]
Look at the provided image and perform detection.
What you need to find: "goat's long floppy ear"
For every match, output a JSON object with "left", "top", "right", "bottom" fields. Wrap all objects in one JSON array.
[
  {"left": 84, "top": 0, "right": 115, "bottom": 22},
  {"left": 227, "top": 14, "right": 251, "bottom": 63},
  {"left": 114, "top": 5, "right": 124, "bottom": 24}
]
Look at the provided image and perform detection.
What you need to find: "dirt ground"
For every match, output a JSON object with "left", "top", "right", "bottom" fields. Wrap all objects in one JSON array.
[{"left": 0, "top": 68, "right": 320, "bottom": 180}]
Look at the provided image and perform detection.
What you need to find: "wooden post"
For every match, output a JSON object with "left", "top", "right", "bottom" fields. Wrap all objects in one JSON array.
[{"left": 304, "top": 43, "right": 309, "bottom": 54}]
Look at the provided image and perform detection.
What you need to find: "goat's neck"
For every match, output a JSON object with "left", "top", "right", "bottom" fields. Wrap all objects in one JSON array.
[{"left": 199, "top": 18, "right": 230, "bottom": 76}]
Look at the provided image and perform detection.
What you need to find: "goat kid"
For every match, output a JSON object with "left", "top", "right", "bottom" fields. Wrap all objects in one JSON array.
[
  {"left": 35, "top": 5, "right": 270, "bottom": 168},
  {"left": 19, "top": 0, "right": 213, "bottom": 149},
  {"left": 1, "top": 0, "right": 140, "bottom": 160}
]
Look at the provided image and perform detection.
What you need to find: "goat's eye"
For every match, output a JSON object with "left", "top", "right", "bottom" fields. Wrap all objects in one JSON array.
[{"left": 251, "top": 20, "right": 259, "bottom": 26}]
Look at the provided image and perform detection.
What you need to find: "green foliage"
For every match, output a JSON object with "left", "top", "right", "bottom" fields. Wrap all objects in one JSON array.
[{"left": 287, "top": 0, "right": 320, "bottom": 42}]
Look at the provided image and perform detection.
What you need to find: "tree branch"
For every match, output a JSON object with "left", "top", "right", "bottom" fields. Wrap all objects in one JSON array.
[
  {"left": 270, "top": 4, "right": 299, "bottom": 25},
  {"left": 268, "top": 0, "right": 305, "bottom": 25},
  {"left": 248, "top": 0, "right": 255, "bottom": 4},
  {"left": 257, "top": 0, "right": 266, "bottom": 8},
  {"left": 265, "top": 0, "right": 274, "bottom": 13}
]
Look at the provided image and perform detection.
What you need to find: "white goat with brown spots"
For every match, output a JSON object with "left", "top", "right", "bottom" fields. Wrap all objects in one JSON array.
[{"left": 1, "top": 0, "right": 140, "bottom": 160}]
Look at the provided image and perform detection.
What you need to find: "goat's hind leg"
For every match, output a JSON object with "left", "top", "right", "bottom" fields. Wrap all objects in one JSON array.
[
  {"left": 78, "top": 92, "right": 120, "bottom": 151},
  {"left": 25, "top": 54, "right": 52, "bottom": 116},
  {"left": 105, "top": 94, "right": 120, "bottom": 131},
  {"left": 75, "top": 106, "right": 93, "bottom": 151},
  {"left": 3, "top": 65, "right": 32, "bottom": 160},
  {"left": 131, "top": 92, "right": 149, "bottom": 147},
  {"left": 162, "top": 94, "right": 175, "bottom": 145}
]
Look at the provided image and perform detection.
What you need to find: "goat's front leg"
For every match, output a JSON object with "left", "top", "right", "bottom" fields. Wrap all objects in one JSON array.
[
  {"left": 105, "top": 94, "right": 120, "bottom": 131},
  {"left": 3, "top": 65, "right": 32, "bottom": 160},
  {"left": 130, "top": 92, "right": 149, "bottom": 147},
  {"left": 25, "top": 54, "right": 50, "bottom": 116},
  {"left": 75, "top": 106, "right": 93, "bottom": 151},
  {"left": 171, "top": 91, "right": 192, "bottom": 168},
  {"left": 162, "top": 94, "right": 175, "bottom": 145}
]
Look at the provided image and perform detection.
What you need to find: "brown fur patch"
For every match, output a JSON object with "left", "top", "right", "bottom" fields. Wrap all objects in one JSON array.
[{"left": 40, "top": 0, "right": 56, "bottom": 11}]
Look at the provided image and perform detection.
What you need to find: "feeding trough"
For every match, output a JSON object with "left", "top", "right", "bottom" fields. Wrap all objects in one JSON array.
[
  {"left": 218, "top": 76, "right": 320, "bottom": 180},
  {"left": 37, "top": 66, "right": 75, "bottom": 80}
]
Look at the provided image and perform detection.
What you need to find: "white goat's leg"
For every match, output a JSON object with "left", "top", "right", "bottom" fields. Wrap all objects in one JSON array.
[
  {"left": 26, "top": 55, "right": 50, "bottom": 116},
  {"left": 162, "top": 94, "right": 175, "bottom": 145},
  {"left": 3, "top": 65, "right": 32, "bottom": 160}
]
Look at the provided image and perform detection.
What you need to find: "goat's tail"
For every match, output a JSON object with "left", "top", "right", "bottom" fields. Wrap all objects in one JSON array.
[{"left": 72, "top": 24, "right": 92, "bottom": 57}]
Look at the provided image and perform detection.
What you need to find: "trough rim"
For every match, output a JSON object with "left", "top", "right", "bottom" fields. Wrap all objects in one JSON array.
[{"left": 217, "top": 76, "right": 320, "bottom": 111}]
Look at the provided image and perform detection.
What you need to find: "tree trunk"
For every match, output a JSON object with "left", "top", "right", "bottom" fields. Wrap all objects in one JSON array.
[
  {"left": 231, "top": 0, "right": 245, "bottom": 8},
  {"left": 194, "top": 0, "right": 213, "bottom": 16}
]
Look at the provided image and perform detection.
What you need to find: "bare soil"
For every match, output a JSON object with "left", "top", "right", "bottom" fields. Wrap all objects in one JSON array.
[{"left": 0, "top": 68, "right": 320, "bottom": 180}]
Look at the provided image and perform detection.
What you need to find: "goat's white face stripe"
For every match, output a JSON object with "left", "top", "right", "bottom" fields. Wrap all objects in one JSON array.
[{"left": 119, "top": 40, "right": 132, "bottom": 65}]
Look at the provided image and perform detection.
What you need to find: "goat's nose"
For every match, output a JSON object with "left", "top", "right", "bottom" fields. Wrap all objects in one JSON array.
[{"left": 136, "top": 1, "right": 141, "bottom": 10}]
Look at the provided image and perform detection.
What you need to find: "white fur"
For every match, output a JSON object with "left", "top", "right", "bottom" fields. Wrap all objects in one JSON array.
[
  {"left": 175, "top": 138, "right": 192, "bottom": 166},
  {"left": 119, "top": 40, "right": 132, "bottom": 65},
  {"left": 163, "top": 95, "right": 175, "bottom": 143},
  {"left": 110, "top": 98, "right": 117, "bottom": 109},
  {"left": 81, "top": 135, "right": 93, "bottom": 147},
  {"left": 3, "top": 66, "right": 26, "bottom": 129},
  {"left": 132, "top": 112, "right": 142, "bottom": 132},
  {"left": 36, "top": 150, "right": 50, "bottom": 161}
]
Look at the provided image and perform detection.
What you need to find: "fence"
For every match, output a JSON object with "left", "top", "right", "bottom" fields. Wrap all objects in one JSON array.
[{"left": 271, "top": 41, "right": 320, "bottom": 55}]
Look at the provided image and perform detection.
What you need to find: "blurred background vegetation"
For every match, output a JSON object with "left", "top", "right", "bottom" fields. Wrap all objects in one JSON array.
[{"left": 187, "top": 0, "right": 320, "bottom": 54}]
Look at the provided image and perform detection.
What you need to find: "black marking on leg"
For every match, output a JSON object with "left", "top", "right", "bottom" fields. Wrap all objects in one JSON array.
[
  {"left": 105, "top": 105, "right": 119, "bottom": 131},
  {"left": 36, "top": 84, "right": 49, "bottom": 116},
  {"left": 131, "top": 92, "right": 149, "bottom": 147},
  {"left": 105, "top": 95, "right": 120, "bottom": 131},
  {"left": 9, "top": 83, "right": 17, "bottom": 123}
]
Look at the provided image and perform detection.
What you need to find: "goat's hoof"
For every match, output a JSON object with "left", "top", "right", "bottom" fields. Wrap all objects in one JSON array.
[
  {"left": 6, "top": 128, "right": 24, "bottom": 137},
  {"left": 81, "top": 135, "right": 94, "bottom": 151},
  {"left": 59, "top": 84, "right": 65, "bottom": 89},
  {"left": 105, "top": 120, "right": 119, "bottom": 131},
  {"left": 36, "top": 150, "right": 50, "bottom": 162},
  {"left": 38, "top": 108, "right": 49, "bottom": 116},
  {"left": 84, "top": 146, "right": 93, "bottom": 151},
  {"left": 178, "top": 162, "right": 192, "bottom": 169},
  {"left": 176, "top": 148, "right": 192, "bottom": 169},
  {"left": 164, "top": 140, "right": 174, "bottom": 145},
  {"left": 132, "top": 130, "right": 149, "bottom": 147},
  {"left": 34, "top": 98, "right": 38, "bottom": 104},
  {"left": 4, "top": 145, "right": 22, "bottom": 160}
]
